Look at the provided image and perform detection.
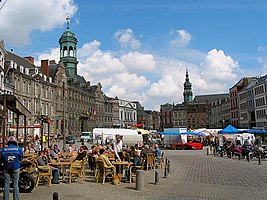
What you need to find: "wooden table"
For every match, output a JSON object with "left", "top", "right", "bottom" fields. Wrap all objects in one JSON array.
[
  {"left": 48, "top": 162, "right": 71, "bottom": 182},
  {"left": 111, "top": 161, "right": 133, "bottom": 175}
]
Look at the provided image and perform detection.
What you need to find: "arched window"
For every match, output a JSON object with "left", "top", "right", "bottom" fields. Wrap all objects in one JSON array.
[
  {"left": 63, "top": 46, "right": 68, "bottom": 57},
  {"left": 69, "top": 46, "right": 74, "bottom": 57}
]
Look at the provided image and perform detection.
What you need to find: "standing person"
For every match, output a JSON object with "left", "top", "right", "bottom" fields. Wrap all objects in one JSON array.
[
  {"left": 1, "top": 136, "right": 23, "bottom": 200},
  {"left": 113, "top": 135, "right": 123, "bottom": 174}
]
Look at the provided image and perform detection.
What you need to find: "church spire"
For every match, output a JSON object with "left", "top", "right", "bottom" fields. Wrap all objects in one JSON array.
[{"left": 183, "top": 69, "right": 193, "bottom": 103}]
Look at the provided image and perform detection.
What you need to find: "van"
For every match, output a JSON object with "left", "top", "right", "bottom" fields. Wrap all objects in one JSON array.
[{"left": 80, "top": 132, "right": 92, "bottom": 142}]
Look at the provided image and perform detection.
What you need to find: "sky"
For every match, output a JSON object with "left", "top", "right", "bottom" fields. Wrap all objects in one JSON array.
[{"left": 1, "top": 0, "right": 267, "bottom": 111}]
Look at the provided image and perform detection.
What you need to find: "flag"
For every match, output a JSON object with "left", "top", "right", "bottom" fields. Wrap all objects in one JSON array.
[{"left": 92, "top": 108, "right": 96, "bottom": 116}]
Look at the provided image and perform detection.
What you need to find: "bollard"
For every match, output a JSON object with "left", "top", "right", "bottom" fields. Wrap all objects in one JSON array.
[
  {"left": 167, "top": 160, "right": 171, "bottom": 174},
  {"left": 258, "top": 155, "right": 262, "bottom": 165},
  {"left": 135, "top": 170, "right": 145, "bottom": 191},
  {"left": 53, "top": 192, "right": 59, "bottom": 200},
  {"left": 207, "top": 147, "right": 210, "bottom": 155},
  {"left": 154, "top": 170, "right": 159, "bottom": 185},
  {"left": 164, "top": 162, "right": 168, "bottom": 178}
]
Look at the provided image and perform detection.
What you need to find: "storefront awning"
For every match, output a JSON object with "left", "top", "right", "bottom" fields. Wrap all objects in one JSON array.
[{"left": 0, "top": 94, "right": 31, "bottom": 116}]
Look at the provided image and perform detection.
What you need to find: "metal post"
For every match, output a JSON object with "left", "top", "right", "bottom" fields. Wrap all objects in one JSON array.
[
  {"left": 258, "top": 154, "right": 262, "bottom": 165},
  {"left": 135, "top": 170, "right": 145, "bottom": 191},
  {"left": 62, "top": 80, "right": 66, "bottom": 151},
  {"left": 167, "top": 160, "right": 171, "bottom": 174},
  {"left": 154, "top": 170, "right": 159, "bottom": 185},
  {"left": 2, "top": 93, "right": 6, "bottom": 145},
  {"left": 52, "top": 192, "right": 59, "bottom": 200},
  {"left": 40, "top": 117, "right": 44, "bottom": 151},
  {"left": 207, "top": 146, "right": 210, "bottom": 155},
  {"left": 47, "top": 120, "right": 50, "bottom": 148},
  {"left": 164, "top": 162, "right": 168, "bottom": 178},
  {"left": 24, "top": 115, "right": 27, "bottom": 148},
  {"left": 16, "top": 113, "right": 19, "bottom": 139}
]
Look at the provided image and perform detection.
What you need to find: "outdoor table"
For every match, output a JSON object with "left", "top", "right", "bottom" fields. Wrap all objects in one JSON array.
[
  {"left": 59, "top": 158, "right": 70, "bottom": 162},
  {"left": 24, "top": 153, "right": 37, "bottom": 158},
  {"left": 111, "top": 161, "right": 133, "bottom": 176},
  {"left": 48, "top": 161, "right": 71, "bottom": 182}
]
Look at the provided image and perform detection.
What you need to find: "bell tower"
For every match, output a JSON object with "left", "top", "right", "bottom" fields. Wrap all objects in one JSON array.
[
  {"left": 59, "top": 16, "right": 78, "bottom": 78},
  {"left": 183, "top": 69, "right": 193, "bottom": 103}
]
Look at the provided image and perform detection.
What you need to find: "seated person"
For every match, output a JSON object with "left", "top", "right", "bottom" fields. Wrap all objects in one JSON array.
[
  {"left": 141, "top": 145, "right": 154, "bottom": 160},
  {"left": 125, "top": 151, "right": 142, "bottom": 182},
  {"left": 37, "top": 151, "right": 60, "bottom": 184},
  {"left": 48, "top": 145, "right": 58, "bottom": 158},
  {"left": 104, "top": 144, "right": 113, "bottom": 154},
  {"left": 81, "top": 142, "right": 88, "bottom": 151},
  {"left": 74, "top": 146, "right": 87, "bottom": 162},
  {"left": 68, "top": 144, "right": 74, "bottom": 154},
  {"left": 24, "top": 144, "right": 37, "bottom": 154},
  {"left": 53, "top": 144, "right": 61, "bottom": 154},
  {"left": 97, "top": 149, "right": 114, "bottom": 168},
  {"left": 154, "top": 144, "right": 162, "bottom": 164}
]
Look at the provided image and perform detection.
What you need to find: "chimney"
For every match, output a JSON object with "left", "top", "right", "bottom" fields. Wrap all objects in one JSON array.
[
  {"left": 49, "top": 60, "right": 56, "bottom": 64},
  {"left": 24, "top": 56, "right": 34, "bottom": 64},
  {"left": 41, "top": 59, "right": 49, "bottom": 76}
]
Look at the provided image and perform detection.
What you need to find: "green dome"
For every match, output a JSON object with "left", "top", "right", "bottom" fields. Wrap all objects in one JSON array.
[{"left": 59, "top": 29, "right": 78, "bottom": 44}]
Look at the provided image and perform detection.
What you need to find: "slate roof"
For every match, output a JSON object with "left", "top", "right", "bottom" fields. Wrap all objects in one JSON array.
[{"left": 192, "top": 93, "right": 229, "bottom": 104}]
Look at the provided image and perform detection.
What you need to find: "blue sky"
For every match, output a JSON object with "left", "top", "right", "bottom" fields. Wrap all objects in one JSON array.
[{"left": 1, "top": 0, "right": 267, "bottom": 110}]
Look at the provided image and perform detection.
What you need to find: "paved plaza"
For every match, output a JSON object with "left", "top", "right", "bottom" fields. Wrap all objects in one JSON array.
[{"left": 1, "top": 147, "right": 267, "bottom": 200}]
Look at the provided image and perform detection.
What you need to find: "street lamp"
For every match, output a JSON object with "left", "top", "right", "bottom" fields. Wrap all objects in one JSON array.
[{"left": 62, "top": 74, "right": 67, "bottom": 151}]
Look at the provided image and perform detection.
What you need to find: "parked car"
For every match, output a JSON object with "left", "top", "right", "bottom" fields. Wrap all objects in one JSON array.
[
  {"left": 66, "top": 135, "right": 75, "bottom": 144},
  {"left": 80, "top": 132, "right": 92, "bottom": 142}
]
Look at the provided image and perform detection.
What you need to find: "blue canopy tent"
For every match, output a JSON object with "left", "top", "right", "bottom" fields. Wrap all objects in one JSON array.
[
  {"left": 181, "top": 131, "right": 206, "bottom": 136},
  {"left": 218, "top": 125, "right": 242, "bottom": 134},
  {"left": 241, "top": 129, "right": 267, "bottom": 134}
]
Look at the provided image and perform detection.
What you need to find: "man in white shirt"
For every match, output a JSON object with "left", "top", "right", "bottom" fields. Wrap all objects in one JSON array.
[
  {"left": 113, "top": 135, "right": 123, "bottom": 174},
  {"left": 113, "top": 135, "right": 123, "bottom": 161}
]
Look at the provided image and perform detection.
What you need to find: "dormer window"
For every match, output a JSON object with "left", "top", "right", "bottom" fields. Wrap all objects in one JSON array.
[
  {"left": 20, "top": 65, "right": 24, "bottom": 73},
  {"left": 25, "top": 68, "right": 29, "bottom": 75}
]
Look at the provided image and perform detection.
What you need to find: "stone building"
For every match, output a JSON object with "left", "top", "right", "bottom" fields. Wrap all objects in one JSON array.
[
  {"left": 229, "top": 77, "right": 256, "bottom": 128},
  {"left": 209, "top": 94, "right": 230, "bottom": 128}
]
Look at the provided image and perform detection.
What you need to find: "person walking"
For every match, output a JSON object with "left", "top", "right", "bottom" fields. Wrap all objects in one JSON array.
[{"left": 1, "top": 136, "right": 23, "bottom": 200}]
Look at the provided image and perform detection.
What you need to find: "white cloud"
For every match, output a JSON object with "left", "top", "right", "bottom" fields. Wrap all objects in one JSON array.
[
  {"left": 113, "top": 29, "right": 141, "bottom": 49},
  {"left": 37, "top": 48, "right": 60, "bottom": 65},
  {"left": 199, "top": 49, "right": 239, "bottom": 91},
  {"left": 35, "top": 26, "right": 241, "bottom": 110},
  {"left": 120, "top": 52, "right": 156, "bottom": 73},
  {"left": 170, "top": 29, "right": 192, "bottom": 48},
  {"left": 0, "top": 0, "right": 77, "bottom": 46}
]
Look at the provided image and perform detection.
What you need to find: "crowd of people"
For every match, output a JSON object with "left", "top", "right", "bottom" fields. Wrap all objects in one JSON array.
[
  {"left": 207, "top": 134, "right": 265, "bottom": 158},
  {"left": 87, "top": 134, "right": 162, "bottom": 182},
  {"left": 0, "top": 133, "right": 164, "bottom": 199}
]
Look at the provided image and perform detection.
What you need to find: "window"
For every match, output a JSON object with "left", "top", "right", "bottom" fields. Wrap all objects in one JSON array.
[
  {"left": 28, "top": 83, "right": 31, "bottom": 95},
  {"left": 23, "top": 81, "right": 26, "bottom": 92},
  {"left": 46, "top": 88, "right": 48, "bottom": 99},
  {"left": 35, "top": 101, "right": 38, "bottom": 114},
  {"left": 35, "top": 83, "right": 39, "bottom": 96},
  {"left": 28, "top": 100, "right": 31, "bottom": 111},
  {"left": 41, "top": 87, "right": 44, "bottom": 98}
]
